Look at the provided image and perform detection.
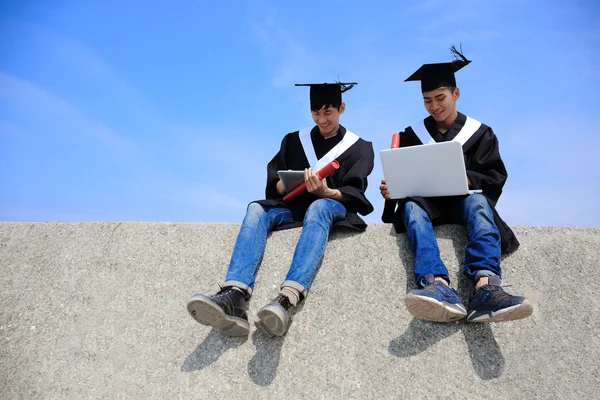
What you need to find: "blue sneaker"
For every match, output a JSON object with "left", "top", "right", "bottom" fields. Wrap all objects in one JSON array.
[
  {"left": 405, "top": 274, "right": 467, "bottom": 322},
  {"left": 467, "top": 276, "right": 533, "bottom": 322}
]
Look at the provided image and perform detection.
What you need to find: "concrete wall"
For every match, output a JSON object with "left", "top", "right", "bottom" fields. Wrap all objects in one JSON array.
[{"left": 1, "top": 223, "right": 599, "bottom": 399}]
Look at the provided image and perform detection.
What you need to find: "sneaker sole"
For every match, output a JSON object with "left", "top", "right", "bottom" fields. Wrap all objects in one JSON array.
[
  {"left": 186, "top": 294, "right": 249, "bottom": 336},
  {"left": 405, "top": 293, "right": 467, "bottom": 322},
  {"left": 255, "top": 305, "right": 288, "bottom": 337},
  {"left": 467, "top": 299, "right": 534, "bottom": 323}
]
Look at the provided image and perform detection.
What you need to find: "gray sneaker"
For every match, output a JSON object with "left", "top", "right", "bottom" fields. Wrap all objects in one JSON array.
[
  {"left": 255, "top": 294, "right": 295, "bottom": 337},
  {"left": 187, "top": 286, "right": 250, "bottom": 336}
]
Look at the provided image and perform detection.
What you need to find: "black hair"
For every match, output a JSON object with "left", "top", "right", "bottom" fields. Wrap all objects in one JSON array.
[{"left": 311, "top": 103, "right": 342, "bottom": 112}]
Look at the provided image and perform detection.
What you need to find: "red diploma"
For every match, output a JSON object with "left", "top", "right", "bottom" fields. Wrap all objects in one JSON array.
[
  {"left": 283, "top": 160, "right": 340, "bottom": 202},
  {"left": 391, "top": 133, "right": 400, "bottom": 149}
]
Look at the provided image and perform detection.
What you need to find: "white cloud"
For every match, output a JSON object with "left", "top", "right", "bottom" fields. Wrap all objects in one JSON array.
[
  {"left": 0, "top": 22, "right": 274, "bottom": 223},
  {"left": 0, "top": 71, "right": 136, "bottom": 155}
]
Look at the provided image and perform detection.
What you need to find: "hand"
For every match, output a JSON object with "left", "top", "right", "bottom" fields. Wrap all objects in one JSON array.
[
  {"left": 305, "top": 168, "right": 334, "bottom": 197},
  {"left": 467, "top": 177, "right": 472, "bottom": 188},
  {"left": 379, "top": 178, "right": 391, "bottom": 200},
  {"left": 276, "top": 180, "right": 286, "bottom": 196}
]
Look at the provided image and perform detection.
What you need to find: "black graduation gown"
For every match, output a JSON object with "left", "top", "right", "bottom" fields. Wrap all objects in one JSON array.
[
  {"left": 254, "top": 125, "right": 375, "bottom": 231},
  {"left": 381, "top": 112, "right": 520, "bottom": 253}
]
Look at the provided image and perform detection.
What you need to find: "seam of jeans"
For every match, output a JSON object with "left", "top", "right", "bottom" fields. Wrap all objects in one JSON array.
[
  {"left": 243, "top": 217, "right": 268, "bottom": 285},
  {"left": 243, "top": 229, "right": 268, "bottom": 284},
  {"left": 242, "top": 209, "right": 290, "bottom": 285},
  {"left": 289, "top": 204, "right": 339, "bottom": 290}
]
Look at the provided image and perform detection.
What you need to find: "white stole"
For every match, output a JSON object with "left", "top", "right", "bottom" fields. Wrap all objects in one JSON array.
[
  {"left": 410, "top": 116, "right": 482, "bottom": 147},
  {"left": 298, "top": 128, "right": 360, "bottom": 171}
]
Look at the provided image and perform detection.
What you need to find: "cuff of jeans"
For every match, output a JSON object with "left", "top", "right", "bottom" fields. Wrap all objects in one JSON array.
[
  {"left": 419, "top": 275, "right": 450, "bottom": 288},
  {"left": 281, "top": 280, "right": 307, "bottom": 298},
  {"left": 474, "top": 270, "right": 501, "bottom": 282},
  {"left": 223, "top": 280, "right": 252, "bottom": 296}
]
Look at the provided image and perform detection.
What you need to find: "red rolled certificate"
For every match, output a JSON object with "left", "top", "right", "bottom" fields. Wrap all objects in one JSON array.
[
  {"left": 391, "top": 133, "right": 400, "bottom": 149},
  {"left": 283, "top": 160, "right": 340, "bottom": 202}
]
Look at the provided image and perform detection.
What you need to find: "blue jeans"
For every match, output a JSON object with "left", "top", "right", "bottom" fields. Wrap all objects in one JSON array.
[
  {"left": 402, "top": 194, "right": 501, "bottom": 287},
  {"left": 224, "top": 199, "right": 346, "bottom": 295}
]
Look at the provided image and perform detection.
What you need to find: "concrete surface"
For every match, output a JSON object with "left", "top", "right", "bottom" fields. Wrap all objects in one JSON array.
[{"left": 0, "top": 222, "right": 599, "bottom": 399}]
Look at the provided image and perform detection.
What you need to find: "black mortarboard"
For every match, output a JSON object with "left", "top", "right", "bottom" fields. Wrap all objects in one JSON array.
[
  {"left": 295, "top": 82, "right": 357, "bottom": 111},
  {"left": 405, "top": 45, "right": 471, "bottom": 92}
]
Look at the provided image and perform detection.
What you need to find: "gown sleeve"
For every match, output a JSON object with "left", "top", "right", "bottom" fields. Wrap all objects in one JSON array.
[
  {"left": 465, "top": 128, "right": 508, "bottom": 206},
  {"left": 335, "top": 140, "right": 375, "bottom": 216},
  {"left": 265, "top": 136, "right": 288, "bottom": 199}
]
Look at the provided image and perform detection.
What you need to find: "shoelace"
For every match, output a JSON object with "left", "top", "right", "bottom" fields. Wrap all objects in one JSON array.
[
  {"left": 483, "top": 285, "right": 502, "bottom": 291},
  {"left": 214, "top": 285, "right": 236, "bottom": 299},
  {"left": 484, "top": 283, "right": 512, "bottom": 291},
  {"left": 275, "top": 294, "right": 293, "bottom": 311}
]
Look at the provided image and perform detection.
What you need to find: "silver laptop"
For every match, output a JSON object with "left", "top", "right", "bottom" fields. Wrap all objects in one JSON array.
[{"left": 380, "top": 141, "right": 481, "bottom": 199}]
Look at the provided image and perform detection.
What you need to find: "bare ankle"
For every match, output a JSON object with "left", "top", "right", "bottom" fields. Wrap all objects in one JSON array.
[
  {"left": 475, "top": 277, "right": 489, "bottom": 290},
  {"left": 434, "top": 277, "right": 449, "bottom": 286}
]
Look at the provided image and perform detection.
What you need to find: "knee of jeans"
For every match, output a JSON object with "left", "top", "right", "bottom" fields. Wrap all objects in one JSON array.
[
  {"left": 244, "top": 202, "right": 266, "bottom": 224},
  {"left": 464, "top": 194, "right": 493, "bottom": 217},
  {"left": 403, "top": 201, "right": 427, "bottom": 224},
  {"left": 304, "top": 199, "right": 335, "bottom": 223},
  {"left": 464, "top": 194, "right": 496, "bottom": 230}
]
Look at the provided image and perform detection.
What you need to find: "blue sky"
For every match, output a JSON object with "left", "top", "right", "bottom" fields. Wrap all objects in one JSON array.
[{"left": 1, "top": 0, "right": 599, "bottom": 226}]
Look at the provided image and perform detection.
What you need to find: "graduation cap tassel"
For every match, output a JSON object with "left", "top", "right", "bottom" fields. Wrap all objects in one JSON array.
[
  {"left": 450, "top": 44, "right": 468, "bottom": 63},
  {"left": 340, "top": 83, "right": 355, "bottom": 93},
  {"left": 331, "top": 77, "right": 354, "bottom": 93}
]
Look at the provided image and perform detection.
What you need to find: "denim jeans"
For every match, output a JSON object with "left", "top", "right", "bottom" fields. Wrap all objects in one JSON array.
[
  {"left": 402, "top": 193, "right": 501, "bottom": 287},
  {"left": 224, "top": 198, "right": 346, "bottom": 295}
]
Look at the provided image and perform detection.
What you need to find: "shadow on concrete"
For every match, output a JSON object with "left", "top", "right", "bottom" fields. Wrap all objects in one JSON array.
[
  {"left": 461, "top": 323, "right": 505, "bottom": 379},
  {"left": 247, "top": 300, "right": 305, "bottom": 386},
  {"left": 389, "top": 225, "right": 506, "bottom": 380},
  {"left": 181, "top": 329, "right": 247, "bottom": 372},
  {"left": 247, "top": 329, "right": 286, "bottom": 386},
  {"left": 388, "top": 319, "right": 505, "bottom": 380},
  {"left": 395, "top": 230, "right": 417, "bottom": 292}
]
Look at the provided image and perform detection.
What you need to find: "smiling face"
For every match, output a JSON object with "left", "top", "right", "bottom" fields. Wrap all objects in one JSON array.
[
  {"left": 423, "top": 86, "right": 460, "bottom": 125},
  {"left": 311, "top": 103, "right": 346, "bottom": 137}
]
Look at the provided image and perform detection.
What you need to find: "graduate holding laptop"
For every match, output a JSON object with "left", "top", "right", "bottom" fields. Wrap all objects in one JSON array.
[
  {"left": 187, "top": 81, "right": 374, "bottom": 337},
  {"left": 380, "top": 46, "right": 532, "bottom": 323}
]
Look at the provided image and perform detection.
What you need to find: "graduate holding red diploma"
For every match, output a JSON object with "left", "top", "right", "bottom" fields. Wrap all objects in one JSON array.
[{"left": 187, "top": 81, "right": 374, "bottom": 338}]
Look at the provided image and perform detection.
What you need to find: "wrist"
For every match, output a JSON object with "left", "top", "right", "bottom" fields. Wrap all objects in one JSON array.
[{"left": 325, "top": 188, "right": 342, "bottom": 200}]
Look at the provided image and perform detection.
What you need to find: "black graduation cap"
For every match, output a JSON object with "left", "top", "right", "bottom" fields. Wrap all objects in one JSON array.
[
  {"left": 295, "top": 82, "right": 357, "bottom": 111},
  {"left": 405, "top": 45, "right": 471, "bottom": 92}
]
